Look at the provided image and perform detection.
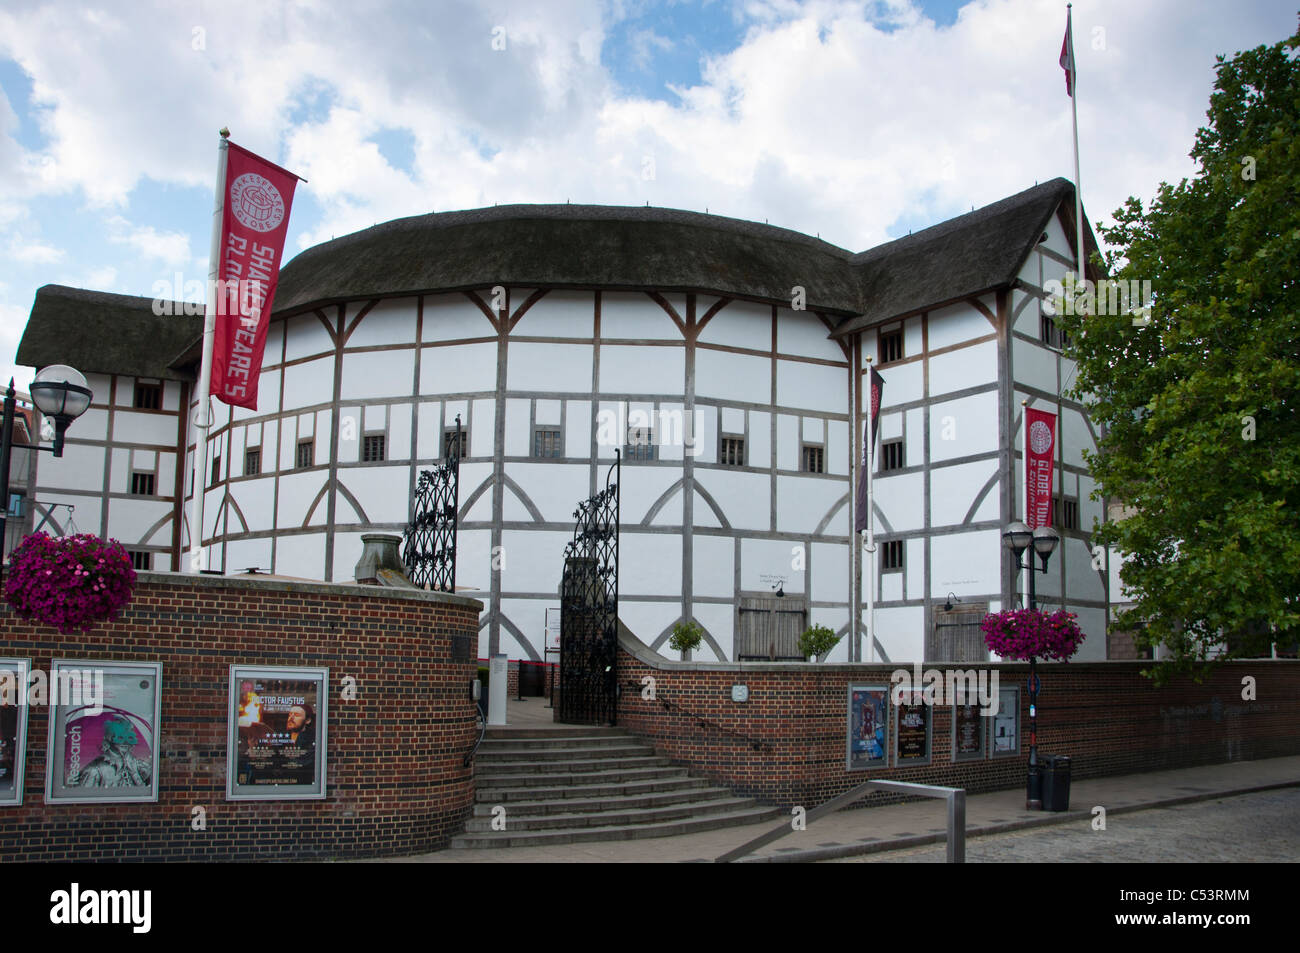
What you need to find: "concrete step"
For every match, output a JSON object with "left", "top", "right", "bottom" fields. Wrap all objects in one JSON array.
[
  {"left": 477, "top": 734, "right": 632, "bottom": 752},
  {"left": 472, "top": 783, "right": 729, "bottom": 817},
  {"left": 475, "top": 764, "right": 692, "bottom": 789},
  {"left": 464, "top": 794, "right": 759, "bottom": 833},
  {"left": 476, "top": 755, "right": 672, "bottom": 777},
  {"left": 477, "top": 774, "right": 709, "bottom": 804},
  {"left": 475, "top": 742, "right": 655, "bottom": 762},
  {"left": 450, "top": 804, "right": 783, "bottom": 848},
  {"left": 484, "top": 726, "right": 625, "bottom": 740}
]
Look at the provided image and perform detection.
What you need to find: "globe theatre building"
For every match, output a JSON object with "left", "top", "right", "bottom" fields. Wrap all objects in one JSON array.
[{"left": 15, "top": 177, "right": 1114, "bottom": 664}]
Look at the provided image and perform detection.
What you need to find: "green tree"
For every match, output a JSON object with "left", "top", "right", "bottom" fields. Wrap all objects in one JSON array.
[{"left": 1057, "top": 24, "right": 1300, "bottom": 681}]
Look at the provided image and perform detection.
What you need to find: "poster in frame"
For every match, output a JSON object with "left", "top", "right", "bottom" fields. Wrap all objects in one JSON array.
[
  {"left": 846, "top": 684, "right": 890, "bottom": 771},
  {"left": 951, "top": 695, "right": 988, "bottom": 763},
  {"left": 990, "top": 685, "right": 1021, "bottom": 757},
  {"left": 894, "top": 689, "right": 933, "bottom": 767},
  {"left": 45, "top": 660, "right": 162, "bottom": 804},
  {"left": 0, "top": 659, "right": 31, "bottom": 806},
  {"left": 227, "top": 665, "right": 328, "bottom": 800}
]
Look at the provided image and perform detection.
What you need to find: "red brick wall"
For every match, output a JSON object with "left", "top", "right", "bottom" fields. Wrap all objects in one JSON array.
[
  {"left": 0, "top": 572, "right": 482, "bottom": 861},
  {"left": 616, "top": 643, "right": 1300, "bottom": 809}
]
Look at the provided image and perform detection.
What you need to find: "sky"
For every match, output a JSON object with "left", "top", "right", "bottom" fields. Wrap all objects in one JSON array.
[{"left": 0, "top": 0, "right": 1296, "bottom": 390}]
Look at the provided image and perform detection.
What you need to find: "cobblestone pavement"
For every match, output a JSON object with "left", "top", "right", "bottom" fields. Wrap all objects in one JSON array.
[{"left": 829, "top": 789, "right": 1300, "bottom": 862}]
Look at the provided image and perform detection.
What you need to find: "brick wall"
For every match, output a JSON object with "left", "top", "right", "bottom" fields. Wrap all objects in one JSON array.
[
  {"left": 0, "top": 572, "right": 482, "bottom": 861},
  {"left": 615, "top": 635, "right": 1300, "bottom": 809}
]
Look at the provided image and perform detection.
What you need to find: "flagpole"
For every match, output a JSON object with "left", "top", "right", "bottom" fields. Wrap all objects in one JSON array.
[
  {"left": 848, "top": 340, "right": 858, "bottom": 661},
  {"left": 865, "top": 355, "right": 875, "bottom": 664},
  {"left": 1068, "top": 3, "right": 1085, "bottom": 280},
  {"left": 189, "top": 128, "right": 230, "bottom": 573}
]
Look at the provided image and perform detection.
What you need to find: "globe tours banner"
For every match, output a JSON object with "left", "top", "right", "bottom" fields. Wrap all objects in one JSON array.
[
  {"left": 1025, "top": 407, "right": 1057, "bottom": 529},
  {"left": 210, "top": 141, "right": 301, "bottom": 410},
  {"left": 44, "top": 661, "right": 162, "bottom": 804},
  {"left": 227, "top": 666, "right": 328, "bottom": 800}
]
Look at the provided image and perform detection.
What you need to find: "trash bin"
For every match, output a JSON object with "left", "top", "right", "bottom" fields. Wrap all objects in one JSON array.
[{"left": 1040, "top": 754, "right": 1072, "bottom": 812}]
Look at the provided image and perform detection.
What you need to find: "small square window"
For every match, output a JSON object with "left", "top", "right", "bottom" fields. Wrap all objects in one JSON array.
[
  {"left": 210, "top": 455, "right": 222, "bottom": 486},
  {"left": 1055, "top": 497, "right": 1079, "bottom": 531},
  {"left": 128, "top": 551, "right": 152, "bottom": 571},
  {"left": 134, "top": 381, "right": 162, "bottom": 410},
  {"left": 880, "top": 439, "right": 905, "bottom": 472},
  {"left": 801, "top": 444, "right": 824, "bottom": 474},
  {"left": 720, "top": 435, "right": 745, "bottom": 467},
  {"left": 244, "top": 448, "right": 261, "bottom": 476},
  {"left": 625, "top": 426, "right": 656, "bottom": 461},
  {"left": 444, "top": 427, "right": 466, "bottom": 460},
  {"left": 363, "top": 434, "right": 387, "bottom": 462},
  {"left": 296, "top": 440, "right": 314, "bottom": 469},
  {"left": 533, "top": 428, "right": 562, "bottom": 458},
  {"left": 130, "top": 472, "right": 155, "bottom": 496},
  {"left": 879, "top": 329, "right": 904, "bottom": 365},
  {"left": 881, "top": 539, "right": 904, "bottom": 571},
  {"left": 1041, "top": 313, "right": 1071, "bottom": 350}
]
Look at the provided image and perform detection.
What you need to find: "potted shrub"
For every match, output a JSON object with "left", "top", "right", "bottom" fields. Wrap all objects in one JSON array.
[
  {"left": 3, "top": 533, "right": 137, "bottom": 634},
  {"left": 667, "top": 620, "right": 704, "bottom": 659},
  {"left": 798, "top": 623, "right": 841, "bottom": 662}
]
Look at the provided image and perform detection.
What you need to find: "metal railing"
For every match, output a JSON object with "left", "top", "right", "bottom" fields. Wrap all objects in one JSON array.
[{"left": 715, "top": 779, "right": 966, "bottom": 863}]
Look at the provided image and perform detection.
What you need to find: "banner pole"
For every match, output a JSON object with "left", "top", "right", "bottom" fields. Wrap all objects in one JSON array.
[
  {"left": 1068, "top": 4, "right": 1085, "bottom": 280},
  {"left": 848, "top": 339, "right": 858, "bottom": 661},
  {"left": 189, "top": 129, "right": 229, "bottom": 573},
  {"left": 865, "top": 356, "right": 875, "bottom": 664}
]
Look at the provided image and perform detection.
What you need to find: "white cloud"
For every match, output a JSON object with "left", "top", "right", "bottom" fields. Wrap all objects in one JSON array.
[
  {"left": 7, "top": 236, "right": 64, "bottom": 264},
  {"left": 105, "top": 215, "right": 192, "bottom": 268}
]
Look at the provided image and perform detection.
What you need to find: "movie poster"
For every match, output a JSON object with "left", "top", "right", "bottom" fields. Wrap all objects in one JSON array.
[
  {"left": 952, "top": 701, "right": 986, "bottom": 762},
  {"left": 846, "top": 685, "right": 889, "bottom": 770},
  {"left": 45, "top": 661, "right": 162, "bottom": 804},
  {"left": 0, "top": 659, "right": 30, "bottom": 806},
  {"left": 992, "top": 686, "right": 1020, "bottom": 756},
  {"left": 895, "top": 691, "right": 932, "bottom": 766},
  {"left": 227, "top": 666, "right": 327, "bottom": 800}
]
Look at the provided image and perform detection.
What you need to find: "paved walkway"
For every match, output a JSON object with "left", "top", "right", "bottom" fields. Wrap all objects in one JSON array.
[{"left": 393, "top": 696, "right": 1300, "bottom": 862}]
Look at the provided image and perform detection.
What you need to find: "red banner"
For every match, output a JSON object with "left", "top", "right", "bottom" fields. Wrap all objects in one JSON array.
[
  {"left": 1025, "top": 407, "right": 1056, "bottom": 529},
  {"left": 210, "top": 142, "right": 299, "bottom": 409}
]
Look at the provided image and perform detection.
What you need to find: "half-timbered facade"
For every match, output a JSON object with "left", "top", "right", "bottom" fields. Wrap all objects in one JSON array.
[{"left": 15, "top": 177, "right": 1111, "bottom": 663}]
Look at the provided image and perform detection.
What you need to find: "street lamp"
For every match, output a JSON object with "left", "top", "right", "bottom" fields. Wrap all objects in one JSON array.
[
  {"left": 1, "top": 367, "right": 93, "bottom": 580},
  {"left": 1003, "top": 520, "right": 1060, "bottom": 810}
]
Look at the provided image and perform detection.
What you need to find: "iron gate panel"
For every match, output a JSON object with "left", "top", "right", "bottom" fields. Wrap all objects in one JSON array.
[
  {"left": 559, "top": 452, "right": 620, "bottom": 725},
  {"left": 402, "top": 416, "right": 461, "bottom": 592}
]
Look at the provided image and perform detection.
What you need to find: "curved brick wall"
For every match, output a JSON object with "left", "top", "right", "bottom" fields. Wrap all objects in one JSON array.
[
  {"left": 0, "top": 572, "right": 481, "bottom": 861},
  {"left": 616, "top": 633, "right": 1300, "bottom": 809}
]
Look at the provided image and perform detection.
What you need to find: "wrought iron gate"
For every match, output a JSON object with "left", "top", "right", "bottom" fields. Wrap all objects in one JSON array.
[
  {"left": 558, "top": 452, "right": 620, "bottom": 725},
  {"left": 402, "top": 416, "right": 461, "bottom": 591}
]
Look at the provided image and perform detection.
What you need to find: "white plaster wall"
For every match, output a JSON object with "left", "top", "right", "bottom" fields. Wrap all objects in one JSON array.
[
  {"left": 872, "top": 472, "right": 924, "bottom": 532},
  {"left": 498, "top": 598, "right": 551, "bottom": 658},
  {"left": 498, "top": 529, "right": 569, "bottom": 593},
  {"left": 777, "top": 308, "right": 842, "bottom": 361},
  {"left": 620, "top": 531, "right": 687, "bottom": 599},
  {"left": 274, "top": 531, "right": 327, "bottom": 580},
  {"left": 599, "top": 292, "right": 682, "bottom": 340},
  {"left": 776, "top": 359, "right": 843, "bottom": 412},
  {"left": 110, "top": 410, "right": 176, "bottom": 447},
  {"left": 598, "top": 343, "right": 683, "bottom": 395},
  {"left": 928, "top": 340, "right": 997, "bottom": 397},
  {"left": 276, "top": 471, "right": 326, "bottom": 528},
  {"left": 565, "top": 400, "right": 591, "bottom": 457},
  {"left": 827, "top": 419, "right": 848, "bottom": 475},
  {"left": 283, "top": 356, "right": 333, "bottom": 409},
  {"left": 689, "top": 602, "right": 733, "bottom": 662},
  {"left": 511, "top": 290, "right": 593, "bottom": 339},
  {"left": 329, "top": 530, "right": 365, "bottom": 583},
  {"left": 906, "top": 538, "right": 925, "bottom": 600},
  {"left": 905, "top": 407, "right": 924, "bottom": 467},
  {"left": 777, "top": 475, "right": 845, "bottom": 535},
  {"left": 420, "top": 341, "right": 497, "bottom": 395},
  {"left": 930, "top": 459, "right": 998, "bottom": 527},
  {"left": 875, "top": 605, "right": 925, "bottom": 662},
  {"left": 341, "top": 465, "right": 409, "bottom": 524},
  {"left": 695, "top": 349, "right": 770, "bottom": 405},
  {"left": 228, "top": 478, "right": 275, "bottom": 531},
  {"left": 40, "top": 443, "right": 105, "bottom": 493},
  {"left": 509, "top": 342, "right": 593, "bottom": 393},
  {"left": 740, "top": 537, "right": 804, "bottom": 594},
  {"left": 283, "top": 314, "right": 335, "bottom": 362},
  {"left": 931, "top": 529, "right": 1000, "bottom": 596},
  {"left": 810, "top": 541, "right": 848, "bottom": 603},
  {"left": 749, "top": 410, "right": 771, "bottom": 464},
  {"left": 110, "top": 448, "right": 129, "bottom": 494},
  {"left": 875, "top": 356, "right": 922, "bottom": 405},
  {"left": 693, "top": 534, "right": 734, "bottom": 598},
  {"left": 225, "top": 537, "right": 273, "bottom": 575},
  {"left": 341, "top": 349, "right": 413, "bottom": 401},
  {"left": 507, "top": 463, "right": 592, "bottom": 523},
  {"left": 927, "top": 301, "right": 995, "bottom": 352},
  {"left": 694, "top": 469, "right": 769, "bottom": 530},
  {"left": 697, "top": 299, "right": 767, "bottom": 347},
  {"left": 621, "top": 602, "right": 686, "bottom": 651},
  {"left": 1062, "top": 405, "right": 1093, "bottom": 469},
  {"left": 621, "top": 465, "right": 685, "bottom": 526},
  {"left": 345, "top": 298, "right": 417, "bottom": 349},
  {"left": 422, "top": 292, "right": 496, "bottom": 342},
  {"left": 455, "top": 528, "right": 492, "bottom": 593},
  {"left": 415, "top": 402, "right": 442, "bottom": 459},
  {"left": 930, "top": 390, "right": 998, "bottom": 462},
  {"left": 692, "top": 404, "right": 717, "bottom": 464},
  {"left": 1013, "top": 337, "right": 1057, "bottom": 395},
  {"left": 775, "top": 414, "right": 798, "bottom": 470},
  {"left": 105, "top": 499, "right": 170, "bottom": 545}
]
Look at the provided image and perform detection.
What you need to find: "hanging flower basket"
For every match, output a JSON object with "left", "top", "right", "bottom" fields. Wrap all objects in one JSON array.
[
  {"left": 3, "top": 533, "right": 137, "bottom": 634},
  {"left": 981, "top": 608, "right": 1085, "bottom": 662}
]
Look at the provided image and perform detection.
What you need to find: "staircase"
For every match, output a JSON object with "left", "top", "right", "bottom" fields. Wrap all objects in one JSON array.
[{"left": 451, "top": 725, "right": 780, "bottom": 848}]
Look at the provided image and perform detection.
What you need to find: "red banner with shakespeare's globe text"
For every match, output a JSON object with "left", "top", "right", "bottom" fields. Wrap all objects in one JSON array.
[
  {"left": 210, "top": 142, "right": 300, "bottom": 409},
  {"left": 1025, "top": 407, "right": 1057, "bottom": 529}
]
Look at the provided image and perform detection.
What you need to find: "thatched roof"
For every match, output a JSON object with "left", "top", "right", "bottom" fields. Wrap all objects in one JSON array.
[
  {"left": 17, "top": 286, "right": 201, "bottom": 382},
  {"left": 274, "top": 204, "right": 860, "bottom": 315},
  {"left": 17, "top": 179, "right": 1094, "bottom": 376}
]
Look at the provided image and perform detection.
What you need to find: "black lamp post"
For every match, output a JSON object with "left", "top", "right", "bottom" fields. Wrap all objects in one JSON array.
[
  {"left": 0, "top": 366, "right": 93, "bottom": 582},
  {"left": 1002, "top": 519, "right": 1060, "bottom": 810}
]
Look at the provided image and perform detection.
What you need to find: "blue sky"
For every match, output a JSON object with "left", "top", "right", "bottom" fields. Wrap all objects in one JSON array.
[{"left": 1, "top": 0, "right": 1296, "bottom": 389}]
